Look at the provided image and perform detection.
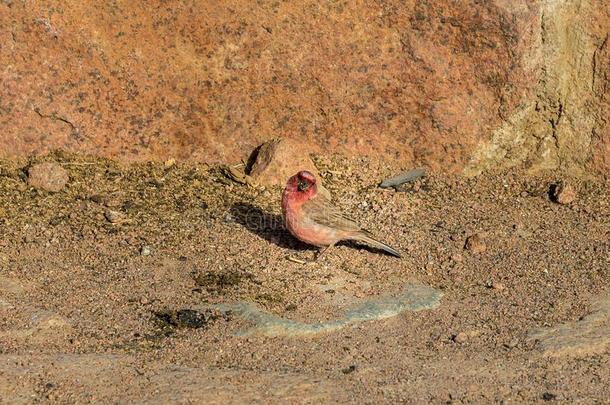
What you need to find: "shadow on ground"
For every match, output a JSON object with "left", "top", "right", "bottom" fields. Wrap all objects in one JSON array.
[{"left": 230, "top": 203, "right": 310, "bottom": 251}]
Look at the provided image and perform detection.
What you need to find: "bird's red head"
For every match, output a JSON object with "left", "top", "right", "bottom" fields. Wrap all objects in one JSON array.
[{"left": 284, "top": 170, "right": 317, "bottom": 203}]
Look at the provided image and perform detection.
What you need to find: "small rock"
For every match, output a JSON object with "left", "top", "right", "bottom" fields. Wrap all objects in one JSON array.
[
  {"left": 140, "top": 245, "right": 152, "bottom": 256},
  {"left": 27, "top": 162, "right": 69, "bottom": 192},
  {"left": 139, "top": 297, "right": 150, "bottom": 305},
  {"left": 247, "top": 137, "right": 320, "bottom": 187},
  {"left": 491, "top": 281, "right": 505, "bottom": 291},
  {"left": 452, "top": 332, "right": 468, "bottom": 343},
  {"left": 542, "top": 392, "right": 556, "bottom": 401},
  {"left": 464, "top": 233, "right": 486, "bottom": 253},
  {"left": 379, "top": 168, "right": 426, "bottom": 189},
  {"left": 341, "top": 365, "right": 357, "bottom": 374},
  {"left": 221, "top": 164, "right": 254, "bottom": 185},
  {"left": 104, "top": 210, "right": 123, "bottom": 224},
  {"left": 451, "top": 253, "right": 463, "bottom": 263},
  {"left": 550, "top": 181, "right": 576, "bottom": 204}
]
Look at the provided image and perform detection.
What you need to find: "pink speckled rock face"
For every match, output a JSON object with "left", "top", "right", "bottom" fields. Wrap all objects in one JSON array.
[{"left": 0, "top": 1, "right": 607, "bottom": 174}]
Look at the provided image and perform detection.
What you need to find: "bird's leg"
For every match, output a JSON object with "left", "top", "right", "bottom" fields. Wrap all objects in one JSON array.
[
  {"left": 313, "top": 243, "right": 335, "bottom": 262},
  {"left": 286, "top": 244, "right": 335, "bottom": 265}
]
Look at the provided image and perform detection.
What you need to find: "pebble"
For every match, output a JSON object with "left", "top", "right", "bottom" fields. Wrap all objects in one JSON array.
[
  {"left": 379, "top": 168, "right": 426, "bottom": 189},
  {"left": 542, "top": 392, "right": 557, "bottom": 401},
  {"left": 453, "top": 332, "right": 468, "bottom": 343},
  {"left": 104, "top": 210, "right": 123, "bottom": 224},
  {"left": 140, "top": 245, "right": 152, "bottom": 256},
  {"left": 492, "top": 282, "right": 505, "bottom": 291},
  {"left": 27, "top": 162, "right": 69, "bottom": 192},
  {"left": 550, "top": 181, "right": 576, "bottom": 204},
  {"left": 464, "top": 233, "right": 487, "bottom": 254},
  {"left": 486, "top": 280, "right": 505, "bottom": 290},
  {"left": 451, "top": 253, "right": 463, "bottom": 263},
  {"left": 341, "top": 365, "right": 357, "bottom": 374}
]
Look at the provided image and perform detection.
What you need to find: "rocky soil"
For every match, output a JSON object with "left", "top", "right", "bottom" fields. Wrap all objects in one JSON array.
[{"left": 0, "top": 153, "right": 608, "bottom": 403}]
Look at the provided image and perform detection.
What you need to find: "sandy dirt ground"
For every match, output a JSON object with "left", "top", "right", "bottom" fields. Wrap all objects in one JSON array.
[{"left": 0, "top": 152, "right": 608, "bottom": 403}]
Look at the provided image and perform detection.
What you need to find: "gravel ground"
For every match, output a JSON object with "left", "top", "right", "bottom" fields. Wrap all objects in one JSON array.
[{"left": 0, "top": 152, "right": 608, "bottom": 403}]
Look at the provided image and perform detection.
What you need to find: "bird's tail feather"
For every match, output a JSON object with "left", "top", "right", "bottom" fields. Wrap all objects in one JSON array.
[{"left": 354, "top": 232, "right": 402, "bottom": 258}]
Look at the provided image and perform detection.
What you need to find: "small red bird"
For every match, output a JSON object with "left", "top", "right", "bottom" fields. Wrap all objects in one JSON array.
[{"left": 281, "top": 170, "right": 401, "bottom": 260}]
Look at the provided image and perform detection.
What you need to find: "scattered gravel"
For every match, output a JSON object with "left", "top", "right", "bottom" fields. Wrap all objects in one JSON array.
[{"left": 0, "top": 152, "right": 607, "bottom": 402}]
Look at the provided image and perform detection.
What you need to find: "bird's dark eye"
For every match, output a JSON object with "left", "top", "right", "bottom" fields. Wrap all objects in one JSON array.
[{"left": 297, "top": 180, "right": 309, "bottom": 191}]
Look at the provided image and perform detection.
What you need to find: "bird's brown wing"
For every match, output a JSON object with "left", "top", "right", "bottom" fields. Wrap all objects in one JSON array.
[
  {"left": 302, "top": 191, "right": 402, "bottom": 257},
  {"left": 302, "top": 192, "right": 361, "bottom": 232}
]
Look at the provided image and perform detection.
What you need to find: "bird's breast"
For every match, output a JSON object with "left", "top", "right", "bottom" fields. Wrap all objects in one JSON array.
[{"left": 283, "top": 202, "right": 340, "bottom": 247}]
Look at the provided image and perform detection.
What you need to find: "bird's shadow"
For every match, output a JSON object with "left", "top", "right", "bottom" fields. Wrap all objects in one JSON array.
[
  {"left": 230, "top": 203, "right": 312, "bottom": 252},
  {"left": 230, "top": 203, "right": 399, "bottom": 258}
]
